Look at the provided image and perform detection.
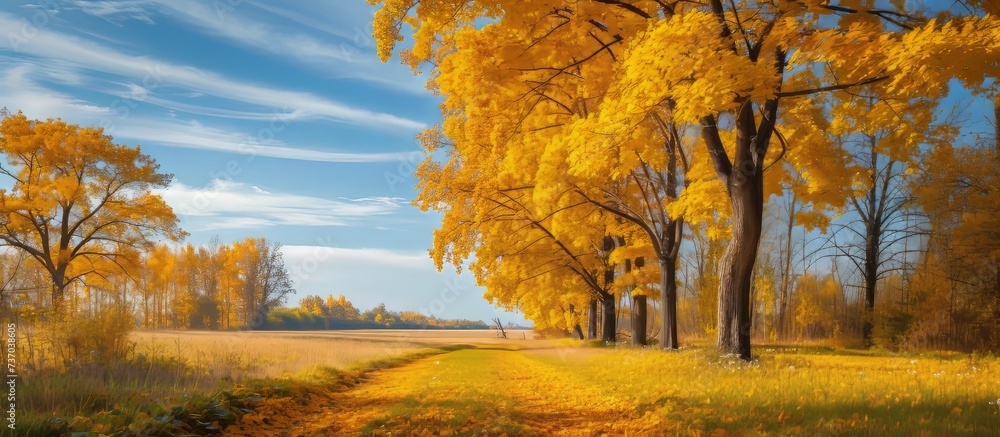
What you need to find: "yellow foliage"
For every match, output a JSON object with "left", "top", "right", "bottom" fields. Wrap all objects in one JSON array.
[
  {"left": 0, "top": 112, "right": 184, "bottom": 312},
  {"left": 370, "top": 0, "right": 1000, "bottom": 340}
]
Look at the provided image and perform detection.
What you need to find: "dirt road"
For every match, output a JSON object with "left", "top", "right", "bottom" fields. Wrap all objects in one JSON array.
[{"left": 223, "top": 344, "right": 635, "bottom": 436}]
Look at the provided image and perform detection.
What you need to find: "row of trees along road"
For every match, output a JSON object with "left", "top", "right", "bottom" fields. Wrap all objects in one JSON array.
[{"left": 369, "top": 0, "right": 1000, "bottom": 359}]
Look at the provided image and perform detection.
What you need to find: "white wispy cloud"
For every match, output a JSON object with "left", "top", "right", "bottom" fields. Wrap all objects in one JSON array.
[
  {"left": 0, "top": 63, "right": 111, "bottom": 117},
  {"left": 111, "top": 117, "right": 419, "bottom": 163},
  {"left": 133, "top": 93, "right": 307, "bottom": 121},
  {"left": 0, "top": 11, "right": 426, "bottom": 130},
  {"left": 51, "top": 0, "right": 426, "bottom": 93},
  {"left": 157, "top": 179, "right": 408, "bottom": 230},
  {"left": 244, "top": 1, "right": 360, "bottom": 40},
  {"left": 0, "top": 65, "right": 417, "bottom": 163},
  {"left": 56, "top": 0, "right": 157, "bottom": 24},
  {"left": 280, "top": 245, "right": 432, "bottom": 270},
  {"left": 157, "top": 0, "right": 356, "bottom": 62}
]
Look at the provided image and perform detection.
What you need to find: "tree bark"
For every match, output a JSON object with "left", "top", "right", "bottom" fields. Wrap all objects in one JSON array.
[
  {"left": 632, "top": 294, "right": 647, "bottom": 346},
  {"left": 717, "top": 176, "right": 763, "bottom": 360},
  {"left": 52, "top": 283, "right": 67, "bottom": 317},
  {"left": 602, "top": 293, "right": 616, "bottom": 343},
  {"left": 704, "top": 50, "right": 784, "bottom": 360},
  {"left": 660, "top": 255, "right": 680, "bottom": 349},
  {"left": 710, "top": 97, "right": 769, "bottom": 361},
  {"left": 51, "top": 268, "right": 68, "bottom": 318}
]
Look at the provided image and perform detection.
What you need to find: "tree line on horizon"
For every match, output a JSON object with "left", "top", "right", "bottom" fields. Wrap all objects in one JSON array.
[
  {"left": 3, "top": 237, "right": 295, "bottom": 332},
  {"left": 266, "top": 295, "right": 489, "bottom": 330}
]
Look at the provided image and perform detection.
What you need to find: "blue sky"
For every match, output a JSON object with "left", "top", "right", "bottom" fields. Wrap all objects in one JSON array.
[{"left": 0, "top": 0, "right": 529, "bottom": 325}]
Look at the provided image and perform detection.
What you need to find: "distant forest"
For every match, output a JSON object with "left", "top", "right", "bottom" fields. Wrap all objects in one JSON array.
[{"left": 266, "top": 295, "right": 489, "bottom": 331}]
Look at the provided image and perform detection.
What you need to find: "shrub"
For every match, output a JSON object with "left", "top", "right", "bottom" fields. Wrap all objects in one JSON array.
[{"left": 46, "top": 307, "right": 137, "bottom": 370}]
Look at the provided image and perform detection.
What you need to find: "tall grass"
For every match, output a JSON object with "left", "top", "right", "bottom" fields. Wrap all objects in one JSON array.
[
  {"left": 543, "top": 344, "right": 1000, "bottom": 434},
  {"left": 7, "top": 329, "right": 424, "bottom": 436},
  {"left": 131, "top": 330, "right": 423, "bottom": 380}
]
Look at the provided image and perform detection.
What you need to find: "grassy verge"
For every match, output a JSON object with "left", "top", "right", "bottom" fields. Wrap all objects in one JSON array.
[
  {"left": 318, "top": 343, "right": 999, "bottom": 435},
  {"left": 6, "top": 335, "right": 462, "bottom": 437},
  {"left": 532, "top": 344, "right": 1000, "bottom": 434}
]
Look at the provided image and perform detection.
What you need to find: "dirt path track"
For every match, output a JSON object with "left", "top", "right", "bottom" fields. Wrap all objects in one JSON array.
[{"left": 224, "top": 345, "right": 634, "bottom": 436}]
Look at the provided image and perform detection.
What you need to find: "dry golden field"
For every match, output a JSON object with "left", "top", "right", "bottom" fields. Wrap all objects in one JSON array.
[{"left": 132, "top": 329, "right": 537, "bottom": 379}]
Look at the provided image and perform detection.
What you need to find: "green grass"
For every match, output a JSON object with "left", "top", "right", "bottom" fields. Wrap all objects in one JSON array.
[
  {"left": 536, "top": 344, "right": 1000, "bottom": 435},
  {"left": 321, "top": 343, "right": 999, "bottom": 435}
]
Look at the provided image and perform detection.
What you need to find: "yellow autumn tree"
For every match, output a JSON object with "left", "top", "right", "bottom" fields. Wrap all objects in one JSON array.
[
  {"left": 916, "top": 119, "right": 1000, "bottom": 349},
  {"left": 326, "top": 294, "right": 361, "bottom": 321},
  {"left": 0, "top": 112, "right": 184, "bottom": 316},
  {"left": 794, "top": 273, "right": 843, "bottom": 340},
  {"left": 822, "top": 90, "right": 938, "bottom": 346},
  {"left": 216, "top": 243, "right": 241, "bottom": 329},
  {"left": 906, "top": 251, "right": 956, "bottom": 348},
  {"left": 753, "top": 261, "right": 777, "bottom": 342},
  {"left": 399, "top": 9, "right": 645, "bottom": 342},
  {"left": 415, "top": 140, "right": 626, "bottom": 341},
  {"left": 232, "top": 237, "right": 295, "bottom": 327},
  {"left": 379, "top": 2, "right": 704, "bottom": 347},
  {"left": 140, "top": 243, "right": 175, "bottom": 328}
]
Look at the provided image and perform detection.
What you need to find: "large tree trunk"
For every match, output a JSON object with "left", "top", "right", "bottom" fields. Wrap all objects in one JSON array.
[
  {"left": 717, "top": 178, "right": 763, "bottom": 360},
  {"left": 587, "top": 299, "right": 597, "bottom": 339},
  {"left": 701, "top": 53, "right": 782, "bottom": 360},
  {"left": 715, "top": 100, "right": 766, "bottom": 360},
  {"left": 660, "top": 255, "right": 679, "bottom": 349},
  {"left": 51, "top": 268, "right": 68, "bottom": 318},
  {"left": 632, "top": 294, "right": 647, "bottom": 346},
  {"left": 51, "top": 283, "right": 67, "bottom": 317},
  {"left": 602, "top": 294, "right": 616, "bottom": 343}
]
